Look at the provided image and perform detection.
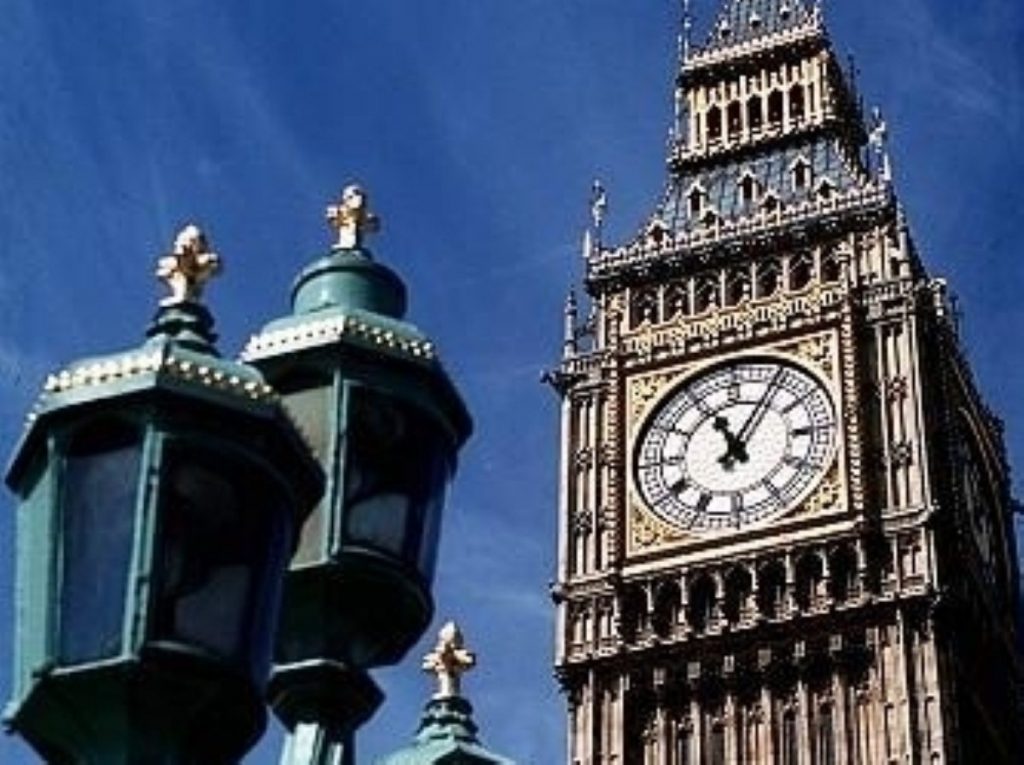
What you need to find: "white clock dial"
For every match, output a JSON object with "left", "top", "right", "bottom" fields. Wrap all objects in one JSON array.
[{"left": 634, "top": 359, "right": 837, "bottom": 532}]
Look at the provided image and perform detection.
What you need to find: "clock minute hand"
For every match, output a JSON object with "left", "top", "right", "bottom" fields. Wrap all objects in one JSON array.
[{"left": 736, "top": 368, "right": 785, "bottom": 446}]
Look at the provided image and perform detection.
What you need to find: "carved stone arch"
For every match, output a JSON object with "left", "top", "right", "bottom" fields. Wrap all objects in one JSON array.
[
  {"left": 828, "top": 543, "right": 858, "bottom": 604},
  {"left": 700, "top": 207, "right": 722, "bottom": 227},
  {"left": 739, "top": 169, "right": 760, "bottom": 205},
  {"left": 629, "top": 287, "right": 660, "bottom": 329},
  {"left": 788, "top": 250, "right": 815, "bottom": 291},
  {"left": 619, "top": 582, "right": 648, "bottom": 643},
  {"left": 757, "top": 560, "right": 787, "bottom": 620},
  {"left": 816, "top": 176, "right": 837, "bottom": 201},
  {"left": 789, "top": 82, "right": 806, "bottom": 123},
  {"left": 791, "top": 155, "right": 812, "bottom": 190},
  {"left": 664, "top": 281, "right": 691, "bottom": 320},
  {"left": 756, "top": 257, "right": 782, "bottom": 298},
  {"left": 687, "top": 573, "right": 717, "bottom": 634},
  {"left": 707, "top": 105, "right": 723, "bottom": 142},
  {"left": 747, "top": 93, "right": 764, "bottom": 133},
  {"left": 727, "top": 100, "right": 743, "bottom": 140},
  {"left": 687, "top": 182, "right": 707, "bottom": 217},
  {"left": 694, "top": 274, "right": 720, "bottom": 314},
  {"left": 768, "top": 90, "right": 785, "bottom": 126},
  {"left": 820, "top": 244, "right": 844, "bottom": 283},
  {"left": 722, "top": 565, "right": 754, "bottom": 626},
  {"left": 725, "top": 266, "right": 752, "bottom": 307},
  {"left": 795, "top": 550, "right": 826, "bottom": 612},
  {"left": 651, "top": 578, "right": 682, "bottom": 638}
]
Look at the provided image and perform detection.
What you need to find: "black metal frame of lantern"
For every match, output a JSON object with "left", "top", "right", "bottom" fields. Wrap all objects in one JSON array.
[
  {"left": 243, "top": 235, "right": 472, "bottom": 761},
  {"left": 4, "top": 299, "right": 323, "bottom": 764}
]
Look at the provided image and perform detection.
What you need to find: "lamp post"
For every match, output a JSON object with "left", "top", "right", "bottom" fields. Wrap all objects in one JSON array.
[
  {"left": 242, "top": 186, "right": 472, "bottom": 765},
  {"left": 3, "top": 227, "right": 324, "bottom": 764}
]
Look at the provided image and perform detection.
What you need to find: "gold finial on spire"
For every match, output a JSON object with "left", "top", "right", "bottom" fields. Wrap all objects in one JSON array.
[
  {"left": 326, "top": 184, "right": 381, "bottom": 251},
  {"left": 156, "top": 224, "right": 222, "bottom": 307},
  {"left": 421, "top": 621, "right": 476, "bottom": 700}
]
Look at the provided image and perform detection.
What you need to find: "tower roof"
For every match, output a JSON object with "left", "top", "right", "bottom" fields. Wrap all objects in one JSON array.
[{"left": 700, "top": 0, "right": 815, "bottom": 52}]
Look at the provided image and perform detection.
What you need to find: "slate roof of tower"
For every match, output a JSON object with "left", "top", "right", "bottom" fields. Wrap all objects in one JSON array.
[
  {"left": 702, "top": 0, "right": 814, "bottom": 51},
  {"left": 659, "top": 134, "right": 870, "bottom": 234}
]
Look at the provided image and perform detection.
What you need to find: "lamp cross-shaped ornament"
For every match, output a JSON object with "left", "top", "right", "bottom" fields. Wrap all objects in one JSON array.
[
  {"left": 326, "top": 184, "right": 381, "bottom": 250},
  {"left": 156, "top": 224, "right": 222, "bottom": 306},
  {"left": 422, "top": 621, "right": 476, "bottom": 700}
]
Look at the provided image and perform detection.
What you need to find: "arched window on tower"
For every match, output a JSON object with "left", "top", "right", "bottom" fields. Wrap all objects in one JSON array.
[
  {"left": 740, "top": 173, "right": 759, "bottom": 206},
  {"left": 687, "top": 574, "right": 717, "bottom": 634},
  {"left": 726, "top": 267, "right": 752, "bottom": 307},
  {"left": 821, "top": 247, "right": 844, "bottom": 283},
  {"left": 688, "top": 186, "right": 705, "bottom": 218},
  {"left": 694, "top": 276, "right": 719, "bottom": 314},
  {"left": 795, "top": 553, "right": 825, "bottom": 612},
  {"left": 619, "top": 584, "right": 647, "bottom": 643},
  {"left": 793, "top": 157, "right": 812, "bottom": 191},
  {"left": 789, "top": 251, "right": 815, "bottom": 291},
  {"left": 747, "top": 95, "right": 764, "bottom": 134},
  {"left": 651, "top": 580, "right": 681, "bottom": 638},
  {"left": 723, "top": 567, "right": 753, "bottom": 626},
  {"left": 630, "top": 288, "right": 660, "bottom": 328},
  {"left": 707, "top": 106, "right": 723, "bottom": 144},
  {"left": 768, "top": 91, "right": 784, "bottom": 127},
  {"left": 828, "top": 545, "right": 858, "bottom": 605},
  {"left": 789, "top": 84, "right": 806, "bottom": 124},
  {"left": 727, "top": 101, "right": 742, "bottom": 140},
  {"left": 664, "top": 282, "right": 691, "bottom": 320},
  {"left": 757, "top": 561, "right": 787, "bottom": 620},
  {"left": 756, "top": 258, "right": 782, "bottom": 299}
]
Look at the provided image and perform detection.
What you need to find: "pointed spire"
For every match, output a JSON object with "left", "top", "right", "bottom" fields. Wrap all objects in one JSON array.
[
  {"left": 869, "top": 107, "right": 893, "bottom": 184},
  {"left": 681, "top": 0, "right": 693, "bottom": 59},
  {"left": 590, "top": 179, "right": 608, "bottom": 240},
  {"left": 563, "top": 289, "right": 579, "bottom": 359}
]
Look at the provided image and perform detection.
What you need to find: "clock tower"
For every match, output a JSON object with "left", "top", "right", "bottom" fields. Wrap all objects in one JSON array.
[{"left": 550, "top": 2, "right": 1023, "bottom": 764}]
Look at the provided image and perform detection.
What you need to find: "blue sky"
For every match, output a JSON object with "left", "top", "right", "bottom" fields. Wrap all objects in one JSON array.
[{"left": 0, "top": 1, "right": 1021, "bottom": 763}]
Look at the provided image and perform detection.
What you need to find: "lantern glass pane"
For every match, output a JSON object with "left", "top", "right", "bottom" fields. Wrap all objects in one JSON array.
[
  {"left": 342, "top": 387, "right": 453, "bottom": 580},
  {"left": 153, "top": 443, "right": 290, "bottom": 677},
  {"left": 58, "top": 425, "right": 141, "bottom": 665},
  {"left": 280, "top": 378, "right": 333, "bottom": 566}
]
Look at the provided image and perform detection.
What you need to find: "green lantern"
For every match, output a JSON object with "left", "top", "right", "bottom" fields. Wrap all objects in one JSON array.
[
  {"left": 4, "top": 227, "right": 323, "bottom": 764},
  {"left": 242, "top": 187, "right": 472, "bottom": 752}
]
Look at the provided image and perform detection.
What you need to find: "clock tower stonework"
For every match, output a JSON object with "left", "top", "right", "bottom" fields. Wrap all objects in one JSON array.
[{"left": 550, "top": 2, "right": 1023, "bottom": 764}]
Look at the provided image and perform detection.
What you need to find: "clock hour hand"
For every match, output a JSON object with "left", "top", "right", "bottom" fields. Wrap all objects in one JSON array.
[{"left": 714, "top": 416, "right": 748, "bottom": 469}]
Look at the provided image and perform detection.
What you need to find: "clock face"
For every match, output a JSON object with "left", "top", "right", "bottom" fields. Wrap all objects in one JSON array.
[{"left": 634, "top": 359, "right": 837, "bottom": 532}]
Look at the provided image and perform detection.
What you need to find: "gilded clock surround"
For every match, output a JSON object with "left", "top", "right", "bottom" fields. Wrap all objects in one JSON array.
[{"left": 626, "top": 338, "right": 847, "bottom": 556}]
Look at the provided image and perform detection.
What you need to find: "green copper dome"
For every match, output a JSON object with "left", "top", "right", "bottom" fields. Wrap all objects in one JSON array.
[{"left": 376, "top": 696, "right": 516, "bottom": 765}]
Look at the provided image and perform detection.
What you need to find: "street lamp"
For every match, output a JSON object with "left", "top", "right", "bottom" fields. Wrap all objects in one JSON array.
[
  {"left": 3, "top": 227, "right": 323, "bottom": 764},
  {"left": 242, "top": 186, "right": 472, "bottom": 764}
]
